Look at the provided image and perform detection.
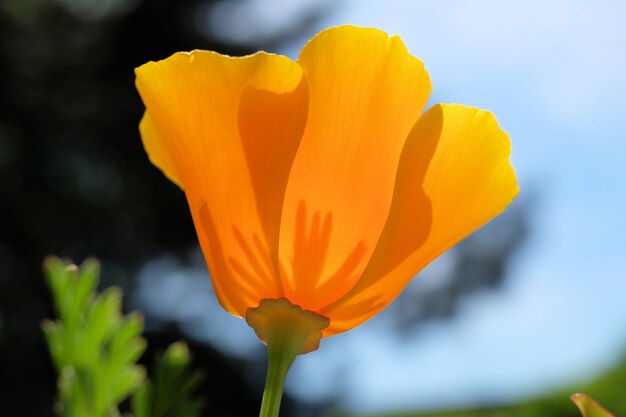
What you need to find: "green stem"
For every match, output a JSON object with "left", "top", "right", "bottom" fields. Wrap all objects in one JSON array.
[
  {"left": 246, "top": 299, "right": 330, "bottom": 417},
  {"left": 258, "top": 345, "right": 297, "bottom": 417}
]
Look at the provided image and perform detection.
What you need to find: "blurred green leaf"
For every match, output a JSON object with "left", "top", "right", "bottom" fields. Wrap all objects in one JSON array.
[
  {"left": 42, "top": 256, "right": 146, "bottom": 417},
  {"left": 43, "top": 256, "right": 205, "bottom": 417},
  {"left": 572, "top": 394, "right": 616, "bottom": 417},
  {"left": 131, "top": 341, "right": 204, "bottom": 417}
]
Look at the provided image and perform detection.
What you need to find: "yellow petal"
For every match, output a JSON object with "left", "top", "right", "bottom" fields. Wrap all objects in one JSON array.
[
  {"left": 135, "top": 50, "right": 308, "bottom": 317},
  {"left": 322, "top": 104, "right": 519, "bottom": 335},
  {"left": 139, "top": 111, "right": 183, "bottom": 188},
  {"left": 278, "top": 25, "right": 432, "bottom": 311}
]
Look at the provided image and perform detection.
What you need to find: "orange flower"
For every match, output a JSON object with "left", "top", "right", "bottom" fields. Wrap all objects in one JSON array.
[{"left": 135, "top": 25, "right": 518, "bottom": 352}]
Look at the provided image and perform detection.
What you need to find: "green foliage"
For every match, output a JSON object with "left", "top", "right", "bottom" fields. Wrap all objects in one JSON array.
[
  {"left": 42, "top": 256, "right": 204, "bottom": 417},
  {"left": 43, "top": 256, "right": 146, "bottom": 417},
  {"left": 132, "top": 342, "right": 204, "bottom": 417}
]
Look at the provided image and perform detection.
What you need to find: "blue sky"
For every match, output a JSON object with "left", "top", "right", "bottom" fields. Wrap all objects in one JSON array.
[{"left": 138, "top": 0, "right": 626, "bottom": 413}]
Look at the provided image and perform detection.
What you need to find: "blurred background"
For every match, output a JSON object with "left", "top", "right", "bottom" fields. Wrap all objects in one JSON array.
[{"left": 1, "top": 0, "right": 625, "bottom": 416}]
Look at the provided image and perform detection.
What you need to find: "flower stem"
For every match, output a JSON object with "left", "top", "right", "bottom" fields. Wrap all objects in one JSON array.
[
  {"left": 258, "top": 344, "right": 297, "bottom": 417},
  {"left": 246, "top": 299, "right": 330, "bottom": 417}
]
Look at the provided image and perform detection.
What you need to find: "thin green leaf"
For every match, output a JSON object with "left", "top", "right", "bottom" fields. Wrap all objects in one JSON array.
[
  {"left": 131, "top": 383, "right": 151, "bottom": 417},
  {"left": 108, "top": 313, "right": 145, "bottom": 364},
  {"left": 43, "top": 257, "right": 75, "bottom": 319},
  {"left": 131, "top": 342, "right": 205, "bottom": 417},
  {"left": 572, "top": 393, "right": 616, "bottom": 417},
  {"left": 41, "top": 319, "right": 65, "bottom": 369},
  {"left": 74, "top": 258, "right": 100, "bottom": 313}
]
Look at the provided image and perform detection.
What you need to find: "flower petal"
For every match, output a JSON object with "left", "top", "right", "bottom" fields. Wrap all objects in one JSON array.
[
  {"left": 322, "top": 104, "right": 519, "bottom": 335},
  {"left": 135, "top": 51, "right": 309, "bottom": 316},
  {"left": 279, "top": 25, "right": 432, "bottom": 310},
  {"left": 139, "top": 111, "right": 183, "bottom": 188}
]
